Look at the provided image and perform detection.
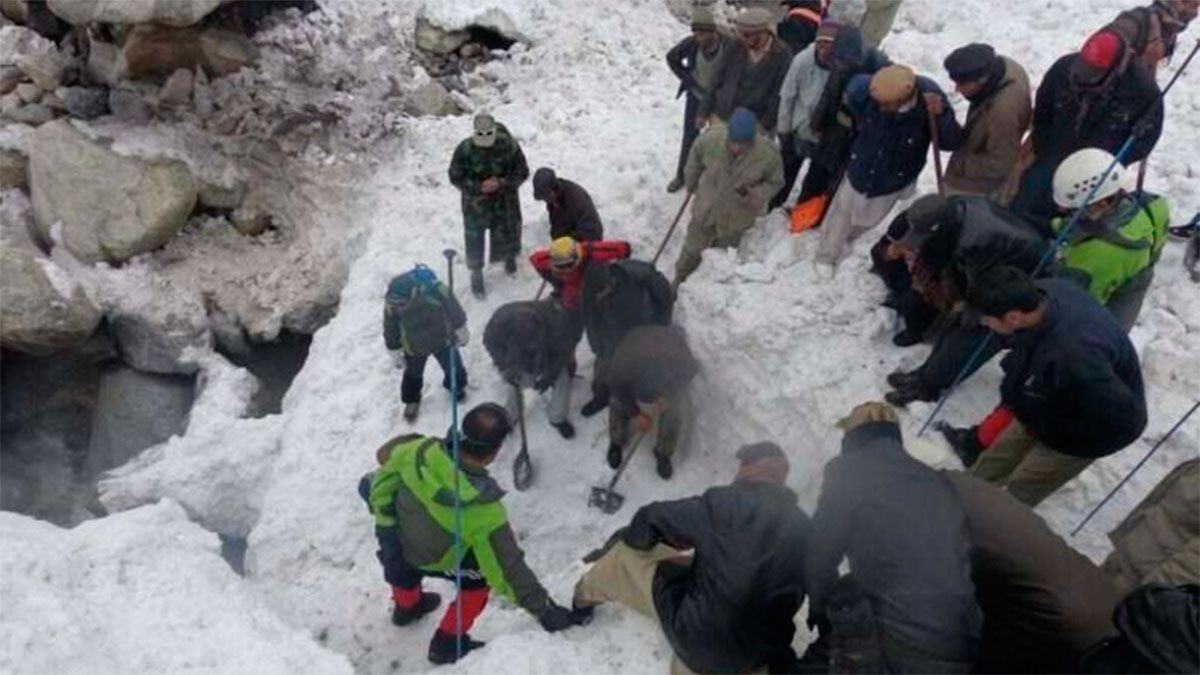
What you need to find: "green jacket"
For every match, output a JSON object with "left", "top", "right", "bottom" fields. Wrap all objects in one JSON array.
[
  {"left": 448, "top": 123, "right": 530, "bottom": 232},
  {"left": 368, "top": 435, "right": 549, "bottom": 614},
  {"left": 685, "top": 124, "right": 784, "bottom": 242},
  {"left": 1053, "top": 194, "right": 1169, "bottom": 304}
]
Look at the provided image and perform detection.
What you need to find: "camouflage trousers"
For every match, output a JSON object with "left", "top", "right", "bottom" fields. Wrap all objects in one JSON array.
[{"left": 464, "top": 221, "right": 522, "bottom": 270}]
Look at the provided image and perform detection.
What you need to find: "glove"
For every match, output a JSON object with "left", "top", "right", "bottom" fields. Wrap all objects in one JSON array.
[
  {"left": 388, "top": 349, "right": 405, "bottom": 369},
  {"left": 633, "top": 411, "right": 654, "bottom": 433},
  {"left": 538, "top": 601, "right": 577, "bottom": 633},
  {"left": 455, "top": 325, "right": 470, "bottom": 347}
]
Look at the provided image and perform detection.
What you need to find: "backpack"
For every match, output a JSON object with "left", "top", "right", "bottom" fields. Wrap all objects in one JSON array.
[
  {"left": 608, "top": 260, "right": 674, "bottom": 326},
  {"left": 386, "top": 265, "right": 453, "bottom": 356}
]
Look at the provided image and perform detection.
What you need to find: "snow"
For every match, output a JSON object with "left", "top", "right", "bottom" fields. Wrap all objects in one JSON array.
[{"left": 5, "top": 0, "right": 1199, "bottom": 672}]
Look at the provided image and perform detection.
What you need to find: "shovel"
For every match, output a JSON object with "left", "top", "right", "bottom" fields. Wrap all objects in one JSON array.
[
  {"left": 588, "top": 431, "right": 648, "bottom": 514},
  {"left": 512, "top": 384, "right": 534, "bottom": 491}
]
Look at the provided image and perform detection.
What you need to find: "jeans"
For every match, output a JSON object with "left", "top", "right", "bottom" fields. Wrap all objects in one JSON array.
[{"left": 402, "top": 346, "right": 467, "bottom": 404}]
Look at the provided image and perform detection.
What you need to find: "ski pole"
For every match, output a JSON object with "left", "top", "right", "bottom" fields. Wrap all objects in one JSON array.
[
  {"left": 442, "top": 248, "right": 464, "bottom": 660},
  {"left": 652, "top": 193, "right": 693, "bottom": 265},
  {"left": 1071, "top": 400, "right": 1199, "bottom": 537},
  {"left": 927, "top": 107, "right": 946, "bottom": 197}
]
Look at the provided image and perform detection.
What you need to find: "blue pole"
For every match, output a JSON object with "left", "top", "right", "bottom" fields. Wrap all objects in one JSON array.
[{"left": 443, "top": 249, "right": 463, "bottom": 660}]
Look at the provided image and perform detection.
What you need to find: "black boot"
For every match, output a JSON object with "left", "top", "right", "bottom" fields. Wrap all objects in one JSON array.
[
  {"left": 470, "top": 269, "right": 485, "bottom": 298},
  {"left": 892, "top": 330, "right": 923, "bottom": 347},
  {"left": 885, "top": 369, "right": 919, "bottom": 389},
  {"left": 504, "top": 258, "right": 517, "bottom": 276},
  {"left": 551, "top": 420, "right": 575, "bottom": 439},
  {"left": 937, "top": 422, "right": 984, "bottom": 467},
  {"left": 570, "top": 602, "right": 595, "bottom": 626},
  {"left": 606, "top": 442, "right": 622, "bottom": 469},
  {"left": 655, "top": 455, "right": 673, "bottom": 480},
  {"left": 884, "top": 380, "right": 939, "bottom": 407},
  {"left": 580, "top": 397, "right": 608, "bottom": 417},
  {"left": 427, "top": 630, "right": 485, "bottom": 665},
  {"left": 392, "top": 592, "right": 441, "bottom": 626}
]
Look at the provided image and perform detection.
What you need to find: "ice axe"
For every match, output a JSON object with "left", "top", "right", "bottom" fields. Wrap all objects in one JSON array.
[
  {"left": 651, "top": 193, "right": 693, "bottom": 266},
  {"left": 588, "top": 431, "right": 648, "bottom": 514},
  {"left": 512, "top": 384, "right": 534, "bottom": 491}
]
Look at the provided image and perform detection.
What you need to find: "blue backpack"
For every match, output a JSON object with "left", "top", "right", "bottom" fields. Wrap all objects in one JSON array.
[{"left": 386, "top": 265, "right": 452, "bottom": 355}]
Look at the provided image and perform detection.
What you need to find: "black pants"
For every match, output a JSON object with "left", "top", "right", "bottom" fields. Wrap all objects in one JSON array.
[
  {"left": 772, "top": 138, "right": 819, "bottom": 209},
  {"left": 869, "top": 238, "right": 939, "bottom": 338},
  {"left": 916, "top": 322, "right": 1002, "bottom": 391},
  {"left": 356, "top": 474, "right": 487, "bottom": 590},
  {"left": 464, "top": 222, "right": 521, "bottom": 270},
  {"left": 673, "top": 92, "right": 701, "bottom": 183},
  {"left": 797, "top": 159, "right": 838, "bottom": 203},
  {"left": 402, "top": 346, "right": 466, "bottom": 404}
]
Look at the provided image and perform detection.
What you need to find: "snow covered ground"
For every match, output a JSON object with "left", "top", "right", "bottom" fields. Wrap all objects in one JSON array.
[{"left": 3, "top": 0, "right": 1198, "bottom": 673}]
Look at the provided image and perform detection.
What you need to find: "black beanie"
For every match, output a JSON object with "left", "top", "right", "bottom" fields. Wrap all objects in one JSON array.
[
  {"left": 532, "top": 167, "right": 558, "bottom": 200},
  {"left": 944, "top": 43, "right": 996, "bottom": 82}
]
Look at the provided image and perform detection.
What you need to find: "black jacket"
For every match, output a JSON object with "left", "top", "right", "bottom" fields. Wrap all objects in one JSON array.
[
  {"left": 918, "top": 196, "right": 1049, "bottom": 291},
  {"left": 624, "top": 481, "right": 811, "bottom": 673},
  {"left": 547, "top": 178, "right": 603, "bottom": 242},
  {"left": 999, "top": 279, "right": 1147, "bottom": 457},
  {"left": 1031, "top": 53, "right": 1163, "bottom": 165},
  {"left": 581, "top": 260, "right": 673, "bottom": 359},
  {"left": 806, "top": 421, "right": 981, "bottom": 662},
  {"left": 482, "top": 300, "right": 574, "bottom": 390},
  {"left": 700, "top": 38, "right": 793, "bottom": 130}
]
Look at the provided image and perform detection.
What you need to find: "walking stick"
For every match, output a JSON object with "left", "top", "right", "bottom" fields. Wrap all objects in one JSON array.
[
  {"left": 512, "top": 384, "right": 534, "bottom": 491},
  {"left": 927, "top": 107, "right": 946, "bottom": 197},
  {"left": 1071, "top": 400, "right": 1199, "bottom": 537},
  {"left": 442, "top": 248, "right": 464, "bottom": 660},
  {"left": 652, "top": 193, "right": 694, "bottom": 265}
]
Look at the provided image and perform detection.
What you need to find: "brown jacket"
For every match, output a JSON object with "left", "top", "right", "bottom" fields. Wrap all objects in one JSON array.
[
  {"left": 685, "top": 124, "right": 784, "bottom": 243},
  {"left": 944, "top": 56, "right": 1032, "bottom": 197},
  {"left": 944, "top": 471, "right": 1122, "bottom": 671},
  {"left": 1103, "top": 458, "right": 1200, "bottom": 592}
]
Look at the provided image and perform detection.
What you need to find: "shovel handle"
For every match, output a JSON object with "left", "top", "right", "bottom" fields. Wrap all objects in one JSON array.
[
  {"left": 512, "top": 384, "right": 534, "bottom": 491},
  {"left": 606, "top": 431, "right": 648, "bottom": 490}
]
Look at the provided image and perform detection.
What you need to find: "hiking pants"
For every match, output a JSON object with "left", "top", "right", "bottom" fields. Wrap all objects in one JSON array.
[
  {"left": 505, "top": 368, "right": 571, "bottom": 426},
  {"left": 608, "top": 390, "right": 691, "bottom": 460},
  {"left": 674, "top": 92, "right": 702, "bottom": 184},
  {"left": 402, "top": 346, "right": 466, "bottom": 404},
  {"left": 773, "top": 139, "right": 817, "bottom": 209},
  {"left": 917, "top": 321, "right": 1001, "bottom": 391},
  {"left": 971, "top": 420, "right": 1094, "bottom": 507},
  {"left": 1106, "top": 269, "right": 1153, "bottom": 333},
  {"left": 464, "top": 222, "right": 520, "bottom": 270},
  {"left": 816, "top": 180, "right": 913, "bottom": 267},
  {"left": 674, "top": 218, "right": 745, "bottom": 284}
]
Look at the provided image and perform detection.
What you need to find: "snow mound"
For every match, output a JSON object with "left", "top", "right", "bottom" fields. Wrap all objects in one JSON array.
[{"left": 0, "top": 500, "right": 353, "bottom": 675}]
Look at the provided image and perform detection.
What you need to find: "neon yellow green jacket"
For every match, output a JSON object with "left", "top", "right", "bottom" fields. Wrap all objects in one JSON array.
[{"left": 1053, "top": 195, "right": 1169, "bottom": 304}]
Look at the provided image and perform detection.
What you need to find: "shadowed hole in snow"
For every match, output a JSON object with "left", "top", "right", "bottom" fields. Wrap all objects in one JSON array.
[
  {"left": 220, "top": 533, "right": 249, "bottom": 575},
  {"left": 216, "top": 329, "right": 313, "bottom": 416},
  {"left": 466, "top": 25, "right": 518, "bottom": 51}
]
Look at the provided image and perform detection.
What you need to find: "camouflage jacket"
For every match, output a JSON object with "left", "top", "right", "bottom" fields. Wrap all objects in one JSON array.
[{"left": 448, "top": 123, "right": 530, "bottom": 232}]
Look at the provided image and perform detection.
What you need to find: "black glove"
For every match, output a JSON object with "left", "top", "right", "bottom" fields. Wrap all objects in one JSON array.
[{"left": 538, "top": 601, "right": 577, "bottom": 633}]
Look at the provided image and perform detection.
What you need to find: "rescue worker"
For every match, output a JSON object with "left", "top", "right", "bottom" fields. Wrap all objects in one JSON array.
[{"left": 531, "top": 167, "right": 604, "bottom": 242}]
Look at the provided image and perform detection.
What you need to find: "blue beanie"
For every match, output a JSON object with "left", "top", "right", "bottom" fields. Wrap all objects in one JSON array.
[{"left": 728, "top": 108, "right": 757, "bottom": 142}]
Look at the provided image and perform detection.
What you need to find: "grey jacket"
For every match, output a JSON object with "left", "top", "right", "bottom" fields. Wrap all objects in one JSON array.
[{"left": 776, "top": 45, "right": 831, "bottom": 141}]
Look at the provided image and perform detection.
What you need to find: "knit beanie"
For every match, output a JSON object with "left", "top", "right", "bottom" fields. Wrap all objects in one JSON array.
[
  {"left": 831, "top": 24, "right": 865, "bottom": 70},
  {"left": 815, "top": 19, "right": 840, "bottom": 42},
  {"left": 691, "top": 6, "right": 717, "bottom": 30},
  {"left": 944, "top": 43, "right": 997, "bottom": 82},
  {"left": 727, "top": 107, "right": 758, "bottom": 142},
  {"left": 869, "top": 65, "right": 917, "bottom": 105},
  {"left": 532, "top": 167, "right": 558, "bottom": 200},
  {"left": 733, "top": 7, "right": 773, "bottom": 30}
]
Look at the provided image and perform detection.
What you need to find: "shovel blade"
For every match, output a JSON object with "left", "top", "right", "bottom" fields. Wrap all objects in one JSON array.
[
  {"left": 588, "top": 486, "right": 625, "bottom": 514},
  {"left": 512, "top": 452, "right": 533, "bottom": 491}
]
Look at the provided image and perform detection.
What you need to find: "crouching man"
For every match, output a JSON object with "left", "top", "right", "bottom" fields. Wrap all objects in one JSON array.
[
  {"left": 574, "top": 442, "right": 810, "bottom": 674},
  {"left": 359, "top": 403, "right": 588, "bottom": 665}
]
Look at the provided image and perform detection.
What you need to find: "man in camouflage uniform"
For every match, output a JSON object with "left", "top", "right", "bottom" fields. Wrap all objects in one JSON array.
[{"left": 448, "top": 114, "right": 530, "bottom": 297}]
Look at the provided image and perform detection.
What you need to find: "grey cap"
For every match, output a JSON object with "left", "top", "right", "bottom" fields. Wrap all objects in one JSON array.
[
  {"left": 899, "top": 194, "right": 949, "bottom": 249},
  {"left": 733, "top": 7, "right": 773, "bottom": 30}
]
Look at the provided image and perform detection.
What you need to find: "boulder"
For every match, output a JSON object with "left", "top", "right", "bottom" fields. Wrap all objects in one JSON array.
[
  {"left": 415, "top": 16, "right": 469, "bottom": 55},
  {"left": 199, "top": 28, "right": 256, "bottom": 76},
  {"left": 58, "top": 86, "right": 108, "bottom": 119},
  {"left": 122, "top": 24, "right": 255, "bottom": 80},
  {"left": 107, "top": 88, "right": 152, "bottom": 122},
  {"left": 28, "top": 120, "right": 197, "bottom": 263},
  {"left": 86, "top": 366, "right": 195, "bottom": 480},
  {"left": 0, "top": 64, "right": 23, "bottom": 95},
  {"left": 3, "top": 102, "right": 54, "bottom": 125},
  {"left": 0, "top": 244, "right": 101, "bottom": 355},
  {"left": 0, "top": 148, "right": 26, "bottom": 188},
  {"left": 158, "top": 67, "right": 192, "bottom": 107},
  {"left": 14, "top": 81, "right": 40, "bottom": 103},
  {"left": 403, "top": 81, "right": 463, "bottom": 117},
  {"left": 46, "top": 0, "right": 221, "bottom": 27},
  {"left": 230, "top": 204, "right": 270, "bottom": 236},
  {"left": 84, "top": 38, "right": 122, "bottom": 87},
  {"left": 0, "top": 0, "right": 28, "bottom": 23},
  {"left": 0, "top": 25, "right": 64, "bottom": 90},
  {"left": 197, "top": 178, "right": 244, "bottom": 210}
]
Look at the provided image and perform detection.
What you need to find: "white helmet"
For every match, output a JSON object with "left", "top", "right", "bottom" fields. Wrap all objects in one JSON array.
[{"left": 1053, "top": 147, "right": 1125, "bottom": 209}]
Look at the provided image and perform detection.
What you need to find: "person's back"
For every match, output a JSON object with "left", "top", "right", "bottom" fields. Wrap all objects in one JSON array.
[
  {"left": 948, "top": 196, "right": 1048, "bottom": 284},
  {"left": 1103, "top": 459, "right": 1200, "bottom": 591},
  {"left": 483, "top": 299, "right": 572, "bottom": 386},
  {"left": 548, "top": 178, "right": 604, "bottom": 242},
  {"left": 582, "top": 260, "right": 673, "bottom": 359}
]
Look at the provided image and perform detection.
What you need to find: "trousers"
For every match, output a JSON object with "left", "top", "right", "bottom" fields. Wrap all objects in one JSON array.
[
  {"left": 971, "top": 419, "right": 1094, "bottom": 506},
  {"left": 609, "top": 390, "right": 691, "bottom": 460},
  {"left": 401, "top": 347, "right": 467, "bottom": 404}
]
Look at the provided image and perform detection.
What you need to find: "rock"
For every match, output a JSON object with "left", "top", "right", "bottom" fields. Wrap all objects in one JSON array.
[
  {"left": 0, "top": 186, "right": 37, "bottom": 249},
  {"left": 46, "top": 0, "right": 221, "bottom": 27},
  {"left": 111, "top": 309, "right": 209, "bottom": 374},
  {"left": 40, "top": 89, "right": 62, "bottom": 110},
  {"left": 85, "top": 38, "right": 122, "bottom": 87},
  {"left": 0, "top": 148, "right": 27, "bottom": 188},
  {"left": 0, "top": 0, "right": 28, "bottom": 23},
  {"left": 230, "top": 204, "right": 270, "bottom": 236},
  {"left": 86, "top": 366, "right": 194, "bottom": 483},
  {"left": 0, "top": 91, "right": 20, "bottom": 112},
  {"left": 122, "top": 25, "right": 255, "bottom": 80},
  {"left": 0, "top": 244, "right": 101, "bottom": 355},
  {"left": 13, "top": 81, "right": 40, "bottom": 103},
  {"left": 415, "top": 16, "right": 469, "bottom": 55},
  {"left": 158, "top": 67, "right": 192, "bottom": 107},
  {"left": 191, "top": 65, "right": 212, "bottom": 117},
  {"left": 0, "top": 25, "right": 64, "bottom": 90},
  {"left": 403, "top": 81, "right": 462, "bottom": 117},
  {"left": 28, "top": 120, "right": 197, "bottom": 263},
  {"left": 458, "top": 42, "right": 482, "bottom": 59},
  {"left": 107, "top": 88, "right": 151, "bottom": 123},
  {"left": 58, "top": 86, "right": 107, "bottom": 119},
  {"left": 197, "top": 178, "right": 244, "bottom": 210},
  {"left": 0, "top": 64, "right": 23, "bottom": 95},
  {"left": 3, "top": 102, "right": 54, "bottom": 125}
]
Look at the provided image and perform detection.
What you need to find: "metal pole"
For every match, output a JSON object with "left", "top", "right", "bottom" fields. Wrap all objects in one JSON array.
[{"left": 442, "top": 248, "right": 463, "bottom": 660}]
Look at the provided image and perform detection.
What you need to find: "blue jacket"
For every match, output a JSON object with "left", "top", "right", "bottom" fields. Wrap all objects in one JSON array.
[{"left": 844, "top": 74, "right": 961, "bottom": 197}]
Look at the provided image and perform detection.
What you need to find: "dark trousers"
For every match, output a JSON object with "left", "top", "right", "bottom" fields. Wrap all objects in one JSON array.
[
  {"left": 772, "top": 138, "right": 819, "bottom": 209},
  {"left": 465, "top": 222, "right": 521, "bottom": 270},
  {"left": 798, "top": 159, "right": 838, "bottom": 203},
  {"left": 870, "top": 238, "right": 939, "bottom": 337},
  {"left": 590, "top": 355, "right": 610, "bottom": 405},
  {"left": 402, "top": 346, "right": 466, "bottom": 404},
  {"left": 1010, "top": 159, "right": 1058, "bottom": 225},
  {"left": 673, "top": 93, "right": 701, "bottom": 183},
  {"left": 917, "top": 322, "right": 1002, "bottom": 391}
]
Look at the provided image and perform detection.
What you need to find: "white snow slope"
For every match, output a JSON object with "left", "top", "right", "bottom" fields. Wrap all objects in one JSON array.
[{"left": 5, "top": 0, "right": 1198, "bottom": 673}]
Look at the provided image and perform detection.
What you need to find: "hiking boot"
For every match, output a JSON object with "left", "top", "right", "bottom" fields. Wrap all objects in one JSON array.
[
  {"left": 892, "top": 329, "right": 923, "bottom": 347},
  {"left": 580, "top": 397, "right": 608, "bottom": 417},
  {"left": 470, "top": 269, "right": 485, "bottom": 298},
  {"left": 570, "top": 602, "right": 595, "bottom": 626},
  {"left": 790, "top": 194, "right": 830, "bottom": 233},
  {"left": 1169, "top": 220, "right": 1198, "bottom": 240},
  {"left": 551, "top": 420, "right": 575, "bottom": 439},
  {"left": 606, "top": 442, "right": 622, "bottom": 469},
  {"left": 427, "top": 630, "right": 485, "bottom": 665},
  {"left": 884, "top": 380, "right": 939, "bottom": 407},
  {"left": 403, "top": 402, "right": 420, "bottom": 422},
  {"left": 392, "top": 592, "right": 441, "bottom": 627},
  {"left": 504, "top": 258, "right": 517, "bottom": 276},
  {"left": 655, "top": 455, "right": 673, "bottom": 480},
  {"left": 666, "top": 177, "right": 685, "bottom": 194},
  {"left": 885, "top": 369, "right": 919, "bottom": 390},
  {"left": 937, "top": 422, "right": 984, "bottom": 467}
]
